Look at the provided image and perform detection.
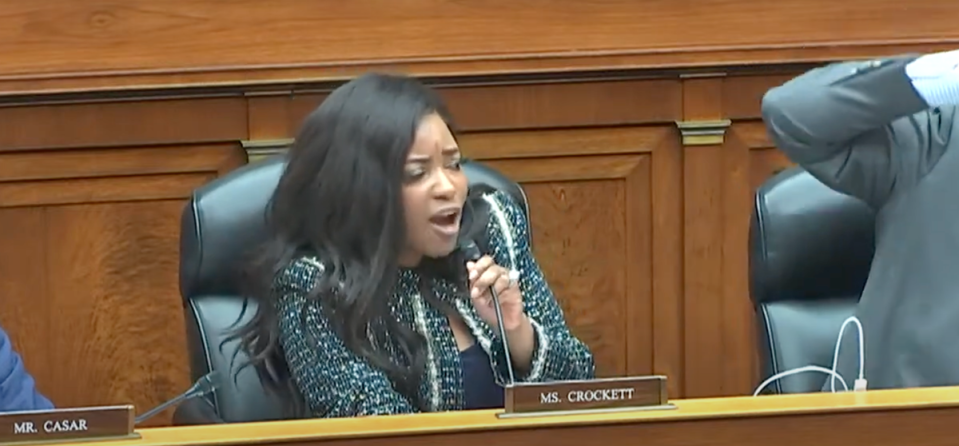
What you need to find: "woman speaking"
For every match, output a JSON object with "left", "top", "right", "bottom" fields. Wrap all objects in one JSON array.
[{"left": 232, "top": 73, "right": 595, "bottom": 418}]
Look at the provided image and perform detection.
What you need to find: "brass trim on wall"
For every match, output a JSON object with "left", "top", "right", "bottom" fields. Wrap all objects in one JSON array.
[
  {"left": 678, "top": 72, "right": 727, "bottom": 79},
  {"left": 241, "top": 138, "right": 294, "bottom": 163},
  {"left": 675, "top": 119, "right": 732, "bottom": 146}
]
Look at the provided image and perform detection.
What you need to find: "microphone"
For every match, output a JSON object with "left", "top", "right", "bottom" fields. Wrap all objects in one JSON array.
[
  {"left": 460, "top": 239, "right": 516, "bottom": 386},
  {"left": 134, "top": 371, "right": 220, "bottom": 425}
]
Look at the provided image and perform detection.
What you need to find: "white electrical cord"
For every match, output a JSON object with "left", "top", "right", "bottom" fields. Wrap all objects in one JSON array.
[
  {"left": 752, "top": 315, "right": 866, "bottom": 396},
  {"left": 753, "top": 365, "right": 848, "bottom": 396},
  {"left": 831, "top": 316, "right": 866, "bottom": 392}
]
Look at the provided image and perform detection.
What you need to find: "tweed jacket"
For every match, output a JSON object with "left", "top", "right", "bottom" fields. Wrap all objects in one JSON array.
[{"left": 274, "top": 190, "right": 596, "bottom": 417}]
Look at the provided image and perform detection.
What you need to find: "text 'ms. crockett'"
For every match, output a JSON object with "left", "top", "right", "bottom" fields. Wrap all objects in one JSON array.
[{"left": 502, "top": 375, "right": 673, "bottom": 417}]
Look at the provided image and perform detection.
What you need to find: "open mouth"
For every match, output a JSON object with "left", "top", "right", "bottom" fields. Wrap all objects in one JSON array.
[{"left": 429, "top": 209, "right": 461, "bottom": 234}]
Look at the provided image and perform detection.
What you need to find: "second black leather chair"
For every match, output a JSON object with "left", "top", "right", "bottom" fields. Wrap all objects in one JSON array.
[
  {"left": 177, "top": 155, "right": 531, "bottom": 423},
  {"left": 750, "top": 167, "right": 875, "bottom": 393}
]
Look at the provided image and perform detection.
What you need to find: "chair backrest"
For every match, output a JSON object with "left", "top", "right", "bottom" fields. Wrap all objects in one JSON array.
[
  {"left": 749, "top": 167, "right": 874, "bottom": 393},
  {"left": 178, "top": 156, "right": 530, "bottom": 422}
]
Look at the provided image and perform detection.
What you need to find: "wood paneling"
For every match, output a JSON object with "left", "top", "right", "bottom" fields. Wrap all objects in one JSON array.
[
  {"left": 2, "top": 0, "right": 959, "bottom": 93},
  {"left": 2, "top": 0, "right": 949, "bottom": 75},
  {"left": 0, "top": 0, "right": 949, "bottom": 427},
  {"left": 0, "top": 144, "right": 247, "bottom": 425},
  {"left": 0, "top": 98, "right": 249, "bottom": 151}
]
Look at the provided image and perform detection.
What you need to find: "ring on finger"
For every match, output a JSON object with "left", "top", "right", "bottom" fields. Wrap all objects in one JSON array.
[
  {"left": 507, "top": 269, "right": 520, "bottom": 287},
  {"left": 492, "top": 271, "right": 511, "bottom": 293}
]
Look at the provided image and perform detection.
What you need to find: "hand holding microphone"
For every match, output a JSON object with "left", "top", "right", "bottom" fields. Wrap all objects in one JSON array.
[
  {"left": 466, "top": 255, "right": 526, "bottom": 332},
  {"left": 460, "top": 239, "right": 531, "bottom": 385}
]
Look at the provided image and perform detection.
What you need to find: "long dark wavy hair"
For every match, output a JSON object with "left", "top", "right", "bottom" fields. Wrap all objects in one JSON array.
[{"left": 228, "top": 73, "right": 492, "bottom": 417}]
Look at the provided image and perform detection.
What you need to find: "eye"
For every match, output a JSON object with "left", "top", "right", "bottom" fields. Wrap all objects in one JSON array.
[
  {"left": 404, "top": 168, "right": 425, "bottom": 183},
  {"left": 447, "top": 159, "right": 462, "bottom": 170}
]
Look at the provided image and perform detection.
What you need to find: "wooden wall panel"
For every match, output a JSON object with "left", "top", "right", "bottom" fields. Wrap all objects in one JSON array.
[
  {"left": 487, "top": 150, "right": 656, "bottom": 379},
  {"left": 1, "top": 0, "right": 958, "bottom": 93},
  {"left": 2, "top": 0, "right": 949, "bottom": 75},
  {"left": 0, "top": 98, "right": 249, "bottom": 151},
  {"left": 0, "top": 144, "right": 247, "bottom": 425}
]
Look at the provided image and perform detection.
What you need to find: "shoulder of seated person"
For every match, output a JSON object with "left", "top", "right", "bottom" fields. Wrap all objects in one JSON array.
[
  {"left": 479, "top": 189, "right": 523, "bottom": 219},
  {"left": 275, "top": 255, "right": 326, "bottom": 293},
  {"left": 484, "top": 189, "right": 528, "bottom": 230}
]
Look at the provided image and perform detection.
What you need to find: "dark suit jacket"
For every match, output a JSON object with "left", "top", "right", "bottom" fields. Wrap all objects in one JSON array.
[
  {"left": 0, "top": 326, "right": 53, "bottom": 412},
  {"left": 762, "top": 55, "right": 959, "bottom": 389}
]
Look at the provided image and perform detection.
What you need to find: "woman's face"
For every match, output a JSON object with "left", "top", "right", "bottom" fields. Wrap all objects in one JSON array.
[{"left": 398, "top": 113, "right": 468, "bottom": 266}]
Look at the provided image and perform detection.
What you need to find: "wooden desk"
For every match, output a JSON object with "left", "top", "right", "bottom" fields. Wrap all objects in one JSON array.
[{"left": 78, "top": 387, "right": 959, "bottom": 446}]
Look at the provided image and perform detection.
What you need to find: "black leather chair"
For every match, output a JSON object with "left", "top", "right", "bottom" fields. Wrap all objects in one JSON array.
[
  {"left": 177, "top": 155, "right": 530, "bottom": 423},
  {"left": 750, "top": 167, "right": 875, "bottom": 393}
]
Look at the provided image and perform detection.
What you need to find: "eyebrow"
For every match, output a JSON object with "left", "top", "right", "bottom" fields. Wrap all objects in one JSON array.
[{"left": 407, "top": 147, "right": 460, "bottom": 162}]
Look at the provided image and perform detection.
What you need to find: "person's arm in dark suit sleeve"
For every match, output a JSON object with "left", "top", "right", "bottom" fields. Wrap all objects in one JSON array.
[
  {"left": 761, "top": 51, "right": 959, "bottom": 208},
  {"left": 0, "top": 326, "right": 53, "bottom": 412}
]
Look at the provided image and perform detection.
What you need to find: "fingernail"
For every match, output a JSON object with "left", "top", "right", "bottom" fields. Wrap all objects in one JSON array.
[
  {"left": 472, "top": 287, "right": 479, "bottom": 297},
  {"left": 469, "top": 271, "right": 477, "bottom": 280}
]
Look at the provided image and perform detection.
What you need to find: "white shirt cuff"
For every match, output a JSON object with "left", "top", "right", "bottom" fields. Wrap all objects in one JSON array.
[{"left": 906, "top": 49, "right": 959, "bottom": 107}]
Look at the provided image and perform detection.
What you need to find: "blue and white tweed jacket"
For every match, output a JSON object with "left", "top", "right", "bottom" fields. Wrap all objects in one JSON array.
[{"left": 274, "top": 190, "right": 596, "bottom": 418}]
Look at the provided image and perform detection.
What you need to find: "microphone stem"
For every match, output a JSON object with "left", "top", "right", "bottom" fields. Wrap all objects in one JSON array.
[
  {"left": 489, "top": 287, "right": 516, "bottom": 386},
  {"left": 135, "top": 388, "right": 195, "bottom": 425}
]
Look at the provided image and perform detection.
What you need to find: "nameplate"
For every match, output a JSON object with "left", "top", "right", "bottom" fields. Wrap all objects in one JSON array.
[
  {"left": 500, "top": 375, "right": 674, "bottom": 418},
  {"left": 0, "top": 405, "right": 137, "bottom": 445}
]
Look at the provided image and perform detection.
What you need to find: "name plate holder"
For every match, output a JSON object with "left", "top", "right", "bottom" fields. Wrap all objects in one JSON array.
[
  {"left": 498, "top": 375, "right": 676, "bottom": 418},
  {"left": 0, "top": 405, "right": 137, "bottom": 445}
]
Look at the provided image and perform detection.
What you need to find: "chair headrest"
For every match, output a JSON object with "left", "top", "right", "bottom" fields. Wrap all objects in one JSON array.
[
  {"left": 179, "top": 156, "right": 529, "bottom": 299},
  {"left": 749, "top": 167, "right": 875, "bottom": 306}
]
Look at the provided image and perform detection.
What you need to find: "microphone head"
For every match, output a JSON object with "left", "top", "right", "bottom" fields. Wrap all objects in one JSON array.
[{"left": 459, "top": 239, "right": 482, "bottom": 262}]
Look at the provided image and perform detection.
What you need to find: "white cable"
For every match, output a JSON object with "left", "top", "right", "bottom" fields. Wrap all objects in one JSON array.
[
  {"left": 753, "top": 365, "right": 848, "bottom": 396},
  {"left": 752, "top": 315, "right": 866, "bottom": 396},
  {"left": 830, "top": 316, "right": 865, "bottom": 392}
]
